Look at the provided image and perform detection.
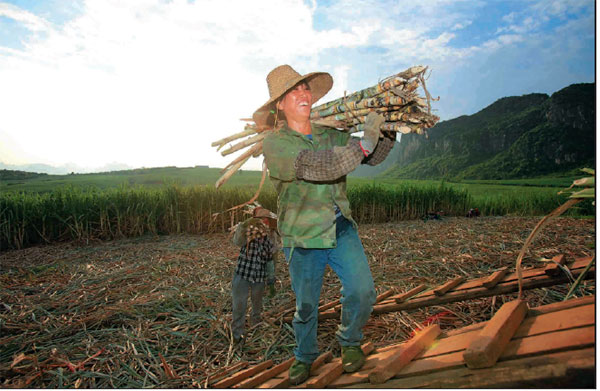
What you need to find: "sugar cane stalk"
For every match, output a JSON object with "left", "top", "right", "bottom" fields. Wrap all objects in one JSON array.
[
  {"left": 220, "top": 132, "right": 267, "bottom": 157},
  {"left": 212, "top": 125, "right": 258, "bottom": 151},
  {"left": 311, "top": 65, "right": 427, "bottom": 112},
  {"left": 216, "top": 142, "right": 263, "bottom": 188}
]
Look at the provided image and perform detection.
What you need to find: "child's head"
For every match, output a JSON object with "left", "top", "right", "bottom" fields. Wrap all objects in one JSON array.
[{"left": 253, "top": 207, "right": 277, "bottom": 228}]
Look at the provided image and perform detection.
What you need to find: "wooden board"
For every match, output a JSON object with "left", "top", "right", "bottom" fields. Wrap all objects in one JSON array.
[
  {"left": 372, "top": 261, "right": 594, "bottom": 314},
  {"left": 233, "top": 358, "right": 294, "bottom": 389},
  {"left": 544, "top": 254, "right": 567, "bottom": 276},
  {"left": 206, "top": 361, "right": 248, "bottom": 385},
  {"left": 295, "top": 342, "right": 375, "bottom": 388},
  {"left": 463, "top": 300, "right": 528, "bottom": 368},
  {"left": 443, "top": 295, "right": 595, "bottom": 339},
  {"left": 369, "top": 324, "right": 441, "bottom": 384},
  {"left": 345, "top": 348, "right": 595, "bottom": 389},
  {"left": 433, "top": 276, "right": 464, "bottom": 296},
  {"left": 481, "top": 267, "right": 509, "bottom": 289},
  {"left": 256, "top": 351, "right": 333, "bottom": 389},
  {"left": 330, "top": 300, "right": 594, "bottom": 388},
  {"left": 212, "top": 360, "right": 273, "bottom": 388},
  {"left": 392, "top": 284, "right": 427, "bottom": 303},
  {"left": 305, "top": 362, "right": 343, "bottom": 388}
]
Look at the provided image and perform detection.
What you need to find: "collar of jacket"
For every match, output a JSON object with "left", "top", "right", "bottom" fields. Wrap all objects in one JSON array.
[{"left": 277, "top": 122, "right": 328, "bottom": 139}]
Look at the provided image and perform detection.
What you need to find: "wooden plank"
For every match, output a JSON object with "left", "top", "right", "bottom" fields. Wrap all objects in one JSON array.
[
  {"left": 544, "top": 254, "right": 567, "bottom": 276},
  {"left": 318, "top": 299, "right": 340, "bottom": 312},
  {"left": 369, "top": 324, "right": 441, "bottom": 384},
  {"left": 233, "top": 357, "right": 294, "bottom": 389},
  {"left": 444, "top": 295, "right": 594, "bottom": 339},
  {"left": 305, "top": 361, "right": 343, "bottom": 388},
  {"left": 332, "top": 302, "right": 595, "bottom": 388},
  {"left": 258, "top": 351, "right": 332, "bottom": 388},
  {"left": 419, "top": 256, "right": 594, "bottom": 295},
  {"left": 360, "top": 341, "right": 375, "bottom": 355},
  {"left": 514, "top": 303, "right": 595, "bottom": 338},
  {"left": 256, "top": 375, "right": 288, "bottom": 389},
  {"left": 501, "top": 325, "right": 594, "bottom": 360},
  {"left": 353, "top": 348, "right": 596, "bottom": 389},
  {"left": 463, "top": 299, "right": 528, "bottom": 368},
  {"left": 481, "top": 267, "right": 509, "bottom": 289},
  {"left": 329, "top": 345, "right": 412, "bottom": 388},
  {"left": 392, "top": 284, "right": 427, "bottom": 303},
  {"left": 212, "top": 360, "right": 273, "bottom": 388},
  {"left": 372, "top": 265, "right": 594, "bottom": 314},
  {"left": 423, "top": 301, "right": 594, "bottom": 360},
  {"left": 303, "top": 343, "right": 374, "bottom": 388},
  {"left": 375, "top": 288, "right": 395, "bottom": 303},
  {"left": 206, "top": 361, "right": 248, "bottom": 385},
  {"left": 394, "top": 325, "right": 596, "bottom": 380},
  {"left": 443, "top": 320, "right": 487, "bottom": 338},
  {"left": 310, "top": 351, "right": 333, "bottom": 372},
  {"left": 433, "top": 276, "right": 465, "bottom": 296},
  {"left": 527, "top": 294, "right": 595, "bottom": 317}
]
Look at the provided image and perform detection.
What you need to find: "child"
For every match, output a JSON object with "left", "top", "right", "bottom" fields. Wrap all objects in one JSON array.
[{"left": 231, "top": 207, "right": 279, "bottom": 344}]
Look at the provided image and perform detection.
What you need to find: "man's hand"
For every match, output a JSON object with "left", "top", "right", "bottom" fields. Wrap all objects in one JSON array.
[{"left": 360, "top": 112, "right": 385, "bottom": 156}]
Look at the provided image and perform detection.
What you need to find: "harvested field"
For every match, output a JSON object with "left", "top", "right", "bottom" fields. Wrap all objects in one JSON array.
[{"left": 0, "top": 216, "right": 595, "bottom": 388}]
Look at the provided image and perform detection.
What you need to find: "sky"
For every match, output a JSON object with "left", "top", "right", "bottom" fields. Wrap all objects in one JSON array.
[{"left": 0, "top": 0, "right": 595, "bottom": 172}]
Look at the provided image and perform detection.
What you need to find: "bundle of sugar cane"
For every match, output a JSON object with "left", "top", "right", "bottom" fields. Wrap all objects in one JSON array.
[
  {"left": 212, "top": 65, "right": 439, "bottom": 188},
  {"left": 245, "top": 221, "right": 268, "bottom": 243}
]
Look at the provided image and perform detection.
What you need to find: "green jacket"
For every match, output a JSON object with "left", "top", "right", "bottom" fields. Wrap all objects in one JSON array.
[{"left": 263, "top": 122, "right": 394, "bottom": 249}]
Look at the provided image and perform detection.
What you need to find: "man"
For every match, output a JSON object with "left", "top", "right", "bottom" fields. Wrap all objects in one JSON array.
[
  {"left": 231, "top": 206, "right": 279, "bottom": 346},
  {"left": 253, "top": 65, "right": 396, "bottom": 384}
]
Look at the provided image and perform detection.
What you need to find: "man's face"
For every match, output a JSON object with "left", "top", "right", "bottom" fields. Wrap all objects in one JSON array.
[{"left": 277, "top": 82, "right": 313, "bottom": 122}]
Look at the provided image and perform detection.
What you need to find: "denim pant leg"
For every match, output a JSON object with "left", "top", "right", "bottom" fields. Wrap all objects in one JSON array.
[
  {"left": 327, "top": 217, "right": 376, "bottom": 346},
  {"left": 285, "top": 247, "right": 328, "bottom": 364},
  {"left": 231, "top": 273, "right": 249, "bottom": 339},
  {"left": 250, "top": 281, "right": 265, "bottom": 325}
]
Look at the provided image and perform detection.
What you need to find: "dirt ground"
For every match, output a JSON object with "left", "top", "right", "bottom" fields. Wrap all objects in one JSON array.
[{"left": 0, "top": 216, "right": 595, "bottom": 387}]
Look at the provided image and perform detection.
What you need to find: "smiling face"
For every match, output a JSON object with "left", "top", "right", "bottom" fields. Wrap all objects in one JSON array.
[{"left": 276, "top": 82, "right": 313, "bottom": 123}]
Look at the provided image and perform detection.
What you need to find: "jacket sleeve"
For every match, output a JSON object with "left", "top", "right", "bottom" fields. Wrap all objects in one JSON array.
[
  {"left": 263, "top": 133, "right": 299, "bottom": 182},
  {"left": 362, "top": 134, "right": 396, "bottom": 166},
  {"left": 294, "top": 138, "right": 366, "bottom": 182}
]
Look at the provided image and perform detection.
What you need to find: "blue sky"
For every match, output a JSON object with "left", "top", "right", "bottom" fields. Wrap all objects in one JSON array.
[{"left": 0, "top": 0, "right": 595, "bottom": 171}]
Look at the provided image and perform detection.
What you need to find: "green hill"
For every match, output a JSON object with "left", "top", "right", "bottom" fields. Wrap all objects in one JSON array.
[{"left": 379, "top": 83, "right": 595, "bottom": 180}]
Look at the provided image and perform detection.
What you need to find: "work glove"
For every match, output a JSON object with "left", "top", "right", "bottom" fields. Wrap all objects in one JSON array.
[
  {"left": 359, "top": 112, "right": 385, "bottom": 156},
  {"left": 268, "top": 283, "right": 276, "bottom": 298}
]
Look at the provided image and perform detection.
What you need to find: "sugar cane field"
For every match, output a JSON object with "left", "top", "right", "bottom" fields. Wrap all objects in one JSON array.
[{"left": 0, "top": 173, "right": 595, "bottom": 387}]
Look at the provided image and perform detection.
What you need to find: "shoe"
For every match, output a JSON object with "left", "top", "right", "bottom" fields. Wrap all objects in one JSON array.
[
  {"left": 288, "top": 359, "right": 311, "bottom": 385},
  {"left": 341, "top": 346, "right": 365, "bottom": 373}
]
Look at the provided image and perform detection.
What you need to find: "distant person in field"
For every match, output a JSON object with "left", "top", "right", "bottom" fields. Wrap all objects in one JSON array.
[
  {"left": 231, "top": 206, "right": 279, "bottom": 346},
  {"left": 254, "top": 65, "right": 396, "bottom": 384}
]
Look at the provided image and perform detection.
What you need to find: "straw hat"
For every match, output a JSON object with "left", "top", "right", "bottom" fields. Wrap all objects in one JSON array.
[
  {"left": 253, "top": 207, "right": 277, "bottom": 220},
  {"left": 252, "top": 65, "right": 333, "bottom": 127}
]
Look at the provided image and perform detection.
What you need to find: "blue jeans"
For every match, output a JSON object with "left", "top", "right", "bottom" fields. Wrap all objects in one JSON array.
[{"left": 284, "top": 216, "right": 376, "bottom": 364}]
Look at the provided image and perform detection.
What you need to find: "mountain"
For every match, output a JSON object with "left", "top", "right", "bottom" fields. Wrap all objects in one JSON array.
[
  {"left": 0, "top": 161, "right": 133, "bottom": 175},
  {"left": 378, "top": 83, "right": 595, "bottom": 179}
]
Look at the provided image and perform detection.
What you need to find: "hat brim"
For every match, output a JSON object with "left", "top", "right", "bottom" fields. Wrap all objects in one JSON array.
[{"left": 252, "top": 72, "right": 333, "bottom": 127}]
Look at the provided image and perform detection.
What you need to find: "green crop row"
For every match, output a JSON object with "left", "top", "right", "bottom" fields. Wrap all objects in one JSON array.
[{"left": 0, "top": 182, "right": 592, "bottom": 251}]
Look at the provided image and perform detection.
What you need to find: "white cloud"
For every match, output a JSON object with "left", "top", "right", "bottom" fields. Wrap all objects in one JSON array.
[
  {"left": 0, "top": 0, "right": 376, "bottom": 170},
  {"left": 451, "top": 21, "right": 472, "bottom": 31},
  {"left": 0, "top": 2, "right": 51, "bottom": 32},
  {"left": 0, "top": 0, "right": 594, "bottom": 172}
]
